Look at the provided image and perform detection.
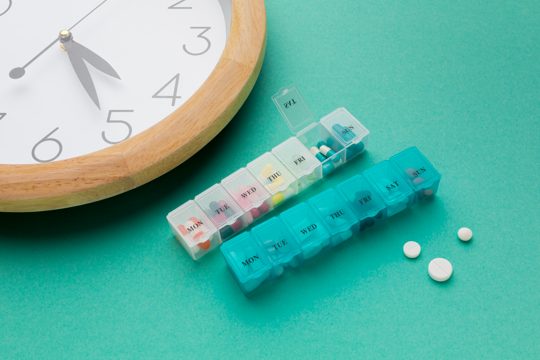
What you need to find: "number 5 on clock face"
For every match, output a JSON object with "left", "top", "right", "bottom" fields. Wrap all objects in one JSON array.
[{"left": 0, "top": 0, "right": 228, "bottom": 164}]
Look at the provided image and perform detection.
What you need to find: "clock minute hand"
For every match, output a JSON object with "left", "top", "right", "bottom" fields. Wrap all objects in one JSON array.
[
  {"left": 8, "top": 0, "right": 111, "bottom": 79},
  {"left": 60, "top": 30, "right": 120, "bottom": 109}
]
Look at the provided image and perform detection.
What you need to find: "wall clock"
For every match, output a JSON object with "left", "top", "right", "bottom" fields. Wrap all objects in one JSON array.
[{"left": 0, "top": 0, "right": 266, "bottom": 212}]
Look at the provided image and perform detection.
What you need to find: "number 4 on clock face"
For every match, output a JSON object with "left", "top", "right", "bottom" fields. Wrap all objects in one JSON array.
[{"left": 153, "top": 74, "right": 181, "bottom": 106}]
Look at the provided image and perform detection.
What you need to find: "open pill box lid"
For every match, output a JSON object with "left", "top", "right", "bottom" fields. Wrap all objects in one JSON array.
[
  {"left": 272, "top": 86, "right": 315, "bottom": 133},
  {"left": 272, "top": 86, "right": 369, "bottom": 155}
]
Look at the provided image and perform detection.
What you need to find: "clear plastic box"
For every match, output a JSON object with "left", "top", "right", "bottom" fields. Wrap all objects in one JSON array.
[
  {"left": 167, "top": 200, "right": 221, "bottom": 260},
  {"left": 169, "top": 86, "right": 372, "bottom": 262},
  {"left": 272, "top": 137, "right": 323, "bottom": 190},
  {"left": 195, "top": 184, "right": 252, "bottom": 240},
  {"left": 246, "top": 152, "right": 299, "bottom": 207},
  {"left": 221, "top": 168, "right": 273, "bottom": 221}
]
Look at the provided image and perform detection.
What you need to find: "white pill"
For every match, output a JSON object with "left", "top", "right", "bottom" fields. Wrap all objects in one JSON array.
[
  {"left": 403, "top": 241, "right": 421, "bottom": 259},
  {"left": 428, "top": 258, "right": 453, "bottom": 282},
  {"left": 457, "top": 227, "right": 473, "bottom": 242}
]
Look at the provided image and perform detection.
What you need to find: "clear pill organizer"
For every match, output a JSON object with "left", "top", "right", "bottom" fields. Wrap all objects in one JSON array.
[
  {"left": 167, "top": 87, "right": 370, "bottom": 260},
  {"left": 221, "top": 147, "right": 441, "bottom": 294}
]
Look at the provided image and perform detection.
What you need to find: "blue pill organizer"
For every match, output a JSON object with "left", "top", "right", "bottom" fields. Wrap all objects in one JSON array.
[
  {"left": 221, "top": 147, "right": 441, "bottom": 294},
  {"left": 167, "top": 87, "right": 370, "bottom": 260}
]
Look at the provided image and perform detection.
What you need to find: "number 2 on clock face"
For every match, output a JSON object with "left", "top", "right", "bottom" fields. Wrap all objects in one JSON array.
[{"left": 0, "top": 0, "right": 228, "bottom": 164}]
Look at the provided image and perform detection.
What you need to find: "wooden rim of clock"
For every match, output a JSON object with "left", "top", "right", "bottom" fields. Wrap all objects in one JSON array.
[{"left": 0, "top": 0, "right": 267, "bottom": 212}]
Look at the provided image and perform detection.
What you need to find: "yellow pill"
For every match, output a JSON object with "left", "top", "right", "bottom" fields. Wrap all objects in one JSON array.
[{"left": 272, "top": 192, "right": 285, "bottom": 205}]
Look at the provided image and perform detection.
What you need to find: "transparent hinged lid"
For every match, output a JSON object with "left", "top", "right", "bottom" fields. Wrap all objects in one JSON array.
[
  {"left": 272, "top": 137, "right": 321, "bottom": 178},
  {"left": 221, "top": 168, "right": 271, "bottom": 211},
  {"left": 246, "top": 152, "right": 297, "bottom": 194},
  {"left": 195, "top": 184, "right": 243, "bottom": 228},
  {"left": 272, "top": 86, "right": 315, "bottom": 133},
  {"left": 167, "top": 200, "right": 218, "bottom": 245}
]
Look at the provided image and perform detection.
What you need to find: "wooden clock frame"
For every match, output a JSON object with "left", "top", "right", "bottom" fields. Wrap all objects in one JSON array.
[{"left": 0, "top": 0, "right": 266, "bottom": 212}]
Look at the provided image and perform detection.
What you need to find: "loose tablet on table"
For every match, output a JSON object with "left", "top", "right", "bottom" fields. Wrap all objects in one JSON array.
[
  {"left": 428, "top": 258, "right": 453, "bottom": 282},
  {"left": 457, "top": 227, "right": 473, "bottom": 242},
  {"left": 403, "top": 241, "right": 421, "bottom": 259}
]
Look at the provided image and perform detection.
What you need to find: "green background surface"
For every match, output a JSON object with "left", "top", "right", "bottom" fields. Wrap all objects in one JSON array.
[{"left": 1, "top": 1, "right": 539, "bottom": 358}]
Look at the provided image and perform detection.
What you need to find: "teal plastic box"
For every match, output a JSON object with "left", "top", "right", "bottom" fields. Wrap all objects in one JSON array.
[{"left": 221, "top": 146, "right": 441, "bottom": 294}]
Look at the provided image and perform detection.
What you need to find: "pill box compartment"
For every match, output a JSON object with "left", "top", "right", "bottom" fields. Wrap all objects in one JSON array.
[
  {"left": 195, "top": 184, "right": 252, "bottom": 240},
  {"left": 221, "top": 168, "right": 273, "bottom": 222},
  {"left": 308, "top": 188, "right": 359, "bottom": 246},
  {"left": 272, "top": 137, "right": 323, "bottom": 190},
  {"left": 279, "top": 202, "right": 331, "bottom": 260},
  {"left": 247, "top": 152, "right": 299, "bottom": 207},
  {"left": 296, "top": 123, "right": 346, "bottom": 176},
  {"left": 390, "top": 147, "right": 441, "bottom": 200},
  {"left": 320, "top": 107, "right": 370, "bottom": 161},
  {"left": 363, "top": 161, "right": 415, "bottom": 217},
  {"left": 220, "top": 232, "right": 273, "bottom": 294},
  {"left": 337, "top": 174, "right": 387, "bottom": 230},
  {"left": 167, "top": 200, "right": 221, "bottom": 260},
  {"left": 251, "top": 217, "right": 302, "bottom": 276}
]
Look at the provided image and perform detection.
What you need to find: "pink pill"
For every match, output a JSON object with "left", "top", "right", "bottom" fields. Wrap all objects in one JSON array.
[
  {"left": 250, "top": 207, "right": 261, "bottom": 219},
  {"left": 259, "top": 202, "right": 270, "bottom": 214},
  {"left": 413, "top": 177, "right": 425, "bottom": 185},
  {"left": 231, "top": 219, "right": 243, "bottom": 232}
]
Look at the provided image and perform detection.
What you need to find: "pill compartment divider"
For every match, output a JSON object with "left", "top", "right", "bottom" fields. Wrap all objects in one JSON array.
[
  {"left": 168, "top": 86, "right": 371, "bottom": 261},
  {"left": 166, "top": 200, "right": 222, "bottom": 260},
  {"left": 195, "top": 184, "right": 252, "bottom": 240},
  {"left": 222, "top": 147, "right": 442, "bottom": 294}
]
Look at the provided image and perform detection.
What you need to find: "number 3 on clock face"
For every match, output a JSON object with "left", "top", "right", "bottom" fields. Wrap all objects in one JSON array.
[{"left": 0, "top": 0, "right": 229, "bottom": 164}]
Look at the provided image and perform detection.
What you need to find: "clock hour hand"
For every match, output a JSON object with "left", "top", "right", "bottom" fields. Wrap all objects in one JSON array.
[{"left": 60, "top": 30, "right": 120, "bottom": 109}]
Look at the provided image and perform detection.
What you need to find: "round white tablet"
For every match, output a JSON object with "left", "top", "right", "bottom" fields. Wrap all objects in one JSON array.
[
  {"left": 403, "top": 241, "right": 421, "bottom": 259},
  {"left": 428, "top": 258, "right": 453, "bottom": 282},
  {"left": 457, "top": 227, "right": 473, "bottom": 242}
]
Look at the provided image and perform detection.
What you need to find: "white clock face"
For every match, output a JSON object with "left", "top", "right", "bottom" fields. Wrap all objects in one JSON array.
[{"left": 0, "top": 0, "right": 230, "bottom": 164}]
